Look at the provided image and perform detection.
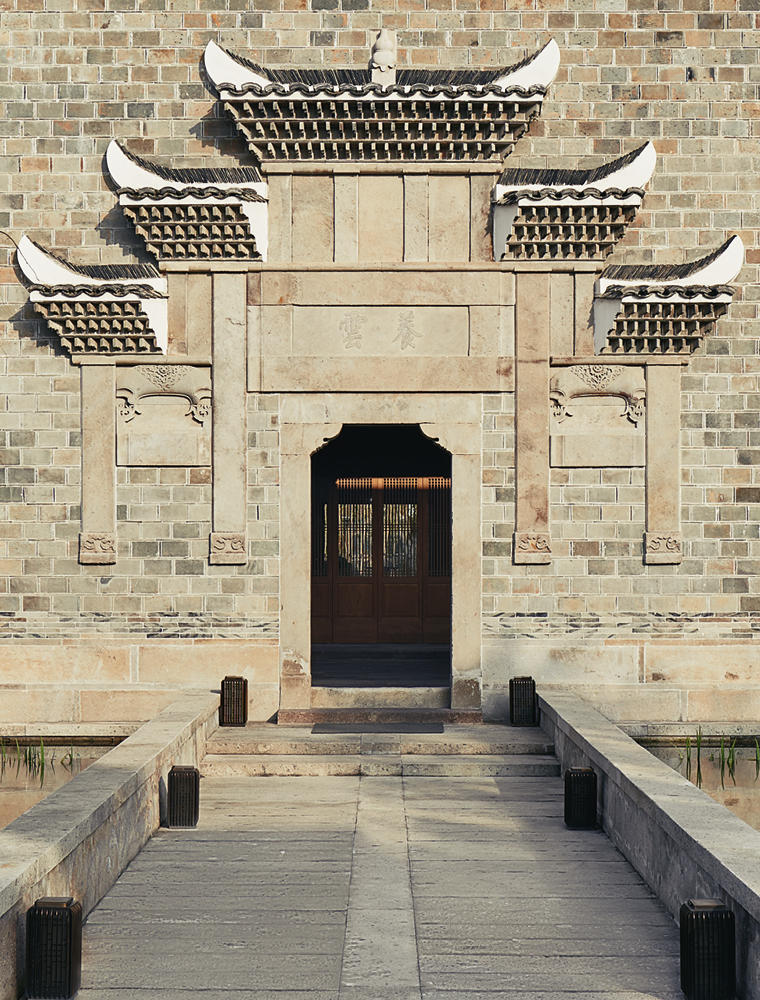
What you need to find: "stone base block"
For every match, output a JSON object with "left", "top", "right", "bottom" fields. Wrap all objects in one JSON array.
[
  {"left": 513, "top": 531, "right": 552, "bottom": 564},
  {"left": 79, "top": 532, "right": 117, "bottom": 565},
  {"left": 644, "top": 530, "right": 682, "bottom": 564},
  {"left": 209, "top": 531, "right": 247, "bottom": 564}
]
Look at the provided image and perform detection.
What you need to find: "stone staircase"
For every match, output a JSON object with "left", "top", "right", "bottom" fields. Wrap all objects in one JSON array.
[{"left": 201, "top": 722, "right": 560, "bottom": 777}]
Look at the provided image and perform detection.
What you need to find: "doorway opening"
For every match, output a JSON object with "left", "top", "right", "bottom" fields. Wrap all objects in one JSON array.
[{"left": 311, "top": 425, "right": 451, "bottom": 689}]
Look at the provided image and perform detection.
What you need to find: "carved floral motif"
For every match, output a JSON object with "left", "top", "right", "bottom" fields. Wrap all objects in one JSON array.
[
  {"left": 516, "top": 533, "right": 551, "bottom": 553},
  {"left": 209, "top": 532, "right": 247, "bottom": 565},
  {"left": 141, "top": 365, "right": 184, "bottom": 391},
  {"left": 79, "top": 532, "right": 117, "bottom": 565},
  {"left": 644, "top": 531, "right": 683, "bottom": 565},
  {"left": 574, "top": 364, "right": 624, "bottom": 390},
  {"left": 645, "top": 534, "right": 681, "bottom": 554}
]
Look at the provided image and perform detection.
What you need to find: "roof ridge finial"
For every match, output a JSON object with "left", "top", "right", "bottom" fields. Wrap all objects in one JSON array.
[{"left": 370, "top": 29, "right": 396, "bottom": 87}]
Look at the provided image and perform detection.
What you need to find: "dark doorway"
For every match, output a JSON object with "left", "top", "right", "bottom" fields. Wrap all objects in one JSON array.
[{"left": 311, "top": 425, "right": 451, "bottom": 688}]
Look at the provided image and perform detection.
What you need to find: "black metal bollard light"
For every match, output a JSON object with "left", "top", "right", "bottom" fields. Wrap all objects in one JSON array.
[
  {"left": 220, "top": 675, "right": 248, "bottom": 726},
  {"left": 167, "top": 765, "right": 200, "bottom": 828},
  {"left": 680, "top": 898, "right": 735, "bottom": 1000},
  {"left": 564, "top": 767, "right": 597, "bottom": 828},
  {"left": 509, "top": 676, "right": 537, "bottom": 726},
  {"left": 26, "top": 897, "right": 82, "bottom": 1000}
]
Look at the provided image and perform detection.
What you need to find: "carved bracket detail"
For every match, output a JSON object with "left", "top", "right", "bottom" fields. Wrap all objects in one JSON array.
[
  {"left": 513, "top": 531, "right": 552, "bottom": 565},
  {"left": 644, "top": 531, "right": 683, "bottom": 565},
  {"left": 209, "top": 531, "right": 247, "bottom": 565},
  {"left": 550, "top": 364, "right": 645, "bottom": 426},
  {"left": 79, "top": 532, "right": 117, "bottom": 565}
]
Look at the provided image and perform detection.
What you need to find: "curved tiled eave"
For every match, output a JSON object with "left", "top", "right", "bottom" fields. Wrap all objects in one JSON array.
[
  {"left": 205, "top": 40, "right": 559, "bottom": 163},
  {"left": 593, "top": 236, "right": 744, "bottom": 355},
  {"left": 17, "top": 236, "right": 168, "bottom": 356},
  {"left": 493, "top": 143, "right": 656, "bottom": 260},
  {"left": 106, "top": 141, "right": 268, "bottom": 263}
]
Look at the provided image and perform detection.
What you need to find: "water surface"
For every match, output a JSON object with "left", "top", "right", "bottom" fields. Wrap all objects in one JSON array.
[
  {"left": 647, "top": 743, "right": 760, "bottom": 832},
  {"left": 0, "top": 746, "right": 111, "bottom": 830}
]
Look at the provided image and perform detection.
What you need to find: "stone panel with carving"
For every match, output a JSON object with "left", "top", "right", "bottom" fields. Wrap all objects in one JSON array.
[
  {"left": 550, "top": 364, "right": 645, "bottom": 468},
  {"left": 116, "top": 366, "right": 211, "bottom": 467}
]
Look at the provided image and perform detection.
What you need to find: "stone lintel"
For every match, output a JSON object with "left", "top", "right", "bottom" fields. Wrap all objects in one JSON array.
[
  {"left": 73, "top": 355, "right": 212, "bottom": 366},
  {"left": 552, "top": 355, "right": 687, "bottom": 367}
]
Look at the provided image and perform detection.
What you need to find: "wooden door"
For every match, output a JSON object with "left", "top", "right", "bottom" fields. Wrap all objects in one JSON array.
[{"left": 311, "top": 476, "right": 451, "bottom": 644}]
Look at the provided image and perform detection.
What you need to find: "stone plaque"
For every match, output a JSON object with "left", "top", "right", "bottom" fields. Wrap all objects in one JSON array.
[{"left": 289, "top": 305, "right": 469, "bottom": 357}]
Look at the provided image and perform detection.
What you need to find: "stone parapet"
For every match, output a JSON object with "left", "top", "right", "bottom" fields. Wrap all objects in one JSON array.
[
  {"left": 0, "top": 692, "right": 218, "bottom": 1000},
  {"left": 539, "top": 690, "right": 760, "bottom": 999}
]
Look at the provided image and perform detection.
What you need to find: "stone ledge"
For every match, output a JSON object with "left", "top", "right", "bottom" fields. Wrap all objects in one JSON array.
[
  {"left": 0, "top": 692, "right": 218, "bottom": 1000},
  {"left": 539, "top": 688, "right": 760, "bottom": 998}
]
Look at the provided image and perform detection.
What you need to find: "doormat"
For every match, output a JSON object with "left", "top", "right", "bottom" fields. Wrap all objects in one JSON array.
[{"left": 312, "top": 723, "right": 445, "bottom": 734}]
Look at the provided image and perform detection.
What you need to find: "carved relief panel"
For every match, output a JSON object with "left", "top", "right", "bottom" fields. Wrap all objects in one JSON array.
[
  {"left": 116, "top": 365, "right": 211, "bottom": 467},
  {"left": 550, "top": 364, "right": 645, "bottom": 468}
]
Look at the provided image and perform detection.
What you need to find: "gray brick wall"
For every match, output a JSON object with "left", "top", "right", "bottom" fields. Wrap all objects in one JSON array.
[{"left": 0, "top": 0, "right": 758, "bottom": 629}]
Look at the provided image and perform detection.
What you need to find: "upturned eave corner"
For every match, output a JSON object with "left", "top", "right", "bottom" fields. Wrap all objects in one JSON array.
[
  {"left": 16, "top": 235, "right": 169, "bottom": 357},
  {"left": 593, "top": 235, "right": 745, "bottom": 355}
]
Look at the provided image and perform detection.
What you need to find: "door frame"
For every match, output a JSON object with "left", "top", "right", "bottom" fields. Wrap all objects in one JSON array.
[{"left": 279, "top": 393, "right": 481, "bottom": 711}]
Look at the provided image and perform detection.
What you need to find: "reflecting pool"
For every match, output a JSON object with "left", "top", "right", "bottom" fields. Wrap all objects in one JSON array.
[
  {"left": 647, "top": 741, "right": 760, "bottom": 832},
  {"left": 0, "top": 744, "right": 111, "bottom": 830}
]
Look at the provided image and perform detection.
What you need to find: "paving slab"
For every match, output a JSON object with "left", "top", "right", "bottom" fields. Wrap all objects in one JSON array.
[{"left": 80, "top": 771, "right": 680, "bottom": 998}]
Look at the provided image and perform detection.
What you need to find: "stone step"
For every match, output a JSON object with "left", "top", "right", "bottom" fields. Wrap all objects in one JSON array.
[
  {"left": 277, "top": 707, "right": 482, "bottom": 725},
  {"left": 207, "top": 723, "right": 554, "bottom": 757},
  {"left": 310, "top": 686, "right": 450, "bottom": 709},
  {"left": 201, "top": 753, "right": 561, "bottom": 778}
]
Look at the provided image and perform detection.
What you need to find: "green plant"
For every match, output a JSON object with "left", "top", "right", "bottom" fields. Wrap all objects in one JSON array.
[
  {"left": 696, "top": 727, "right": 703, "bottom": 789},
  {"left": 685, "top": 734, "right": 691, "bottom": 781}
]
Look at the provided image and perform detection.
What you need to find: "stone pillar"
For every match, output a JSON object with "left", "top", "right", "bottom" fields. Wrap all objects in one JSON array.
[
  {"left": 279, "top": 423, "right": 340, "bottom": 711},
  {"left": 514, "top": 272, "right": 551, "bottom": 564},
  {"left": 645, "top": 364, "right": 683, "bottom": 564},
  {"left": 266, "top": 173, "right": 292, "bottom": 264},
  {"left": 209, "top": 271, "right": 248, "bottom": 565},
  {"left": 79, "top": 363, "right": 117, "bottom": 565},
  {"left": 333, "top": 172, "right": 359, "bottom": 263},
  {"left": 424, "top": 424, "right": 481, "bottom": 710}
]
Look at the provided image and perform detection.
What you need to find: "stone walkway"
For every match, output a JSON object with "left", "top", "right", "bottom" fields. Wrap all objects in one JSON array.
[{"left": 78, "top": 774, "right": 682, "bottom": 999}]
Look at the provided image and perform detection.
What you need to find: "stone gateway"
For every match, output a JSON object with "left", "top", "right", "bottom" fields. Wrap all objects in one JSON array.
[{"left": 1, "top": 18, "right": 757, "bottom": 727}]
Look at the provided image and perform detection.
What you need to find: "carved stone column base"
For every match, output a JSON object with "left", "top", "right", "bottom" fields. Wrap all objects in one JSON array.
[
  {"left": 513, "top": 531, "right": 552, "bottom": 565},
  {"left": 209, "top": 531, "right": 247, "bottom": 565},
  {"left": 79, "top": 532, "right": 117, "bottom": 565},
  {"left": 644, "top": 531, "right": 682, "bottom": 565}
]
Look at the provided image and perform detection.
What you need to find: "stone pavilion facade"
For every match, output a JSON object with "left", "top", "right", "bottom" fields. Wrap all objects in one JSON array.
[{"left": 0, "top": 3, "right": 758, "bottom": 726}]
